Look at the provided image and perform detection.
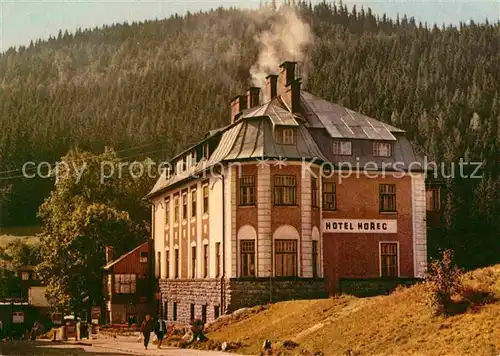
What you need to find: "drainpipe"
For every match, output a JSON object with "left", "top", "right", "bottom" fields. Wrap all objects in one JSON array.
[
  {"left": 149, "top": 202, "right": 155, "bottom": 316},
  {"left": 220, "top": 170, "right": 226, "bottom": 314}
]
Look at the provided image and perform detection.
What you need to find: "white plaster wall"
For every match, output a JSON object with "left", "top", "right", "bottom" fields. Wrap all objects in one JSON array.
[
  {"left": 208, "top": 175, "right": 223, "bottom": 278},
  {"left": 153, "top": 197, "right": 166, "bottom": 278},
  {"left": 257, "top": 165, "right": 272, "bottom": 277},
  {"left": 411, "top": 173, "right": 427, "bottom": 278},
  {"left": 301, "top": 169, "right": 312, "bottom": 277}
]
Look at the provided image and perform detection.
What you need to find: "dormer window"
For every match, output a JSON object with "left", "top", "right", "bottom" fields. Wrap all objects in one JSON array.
[
  {"left": 176, "top": 159, "right": 184, "bottom": 173},
  {"left": 332, "top": 141, "right": 352, "bottom": 155},
  {"left": 373, "top": 142, "right": 392, "bottom": 157},
  {"left": 202, "top": 143, "right": 210, "bottom": 160},
  {"left": 276, "top": 127, "right": 295, "bottom": 145}
]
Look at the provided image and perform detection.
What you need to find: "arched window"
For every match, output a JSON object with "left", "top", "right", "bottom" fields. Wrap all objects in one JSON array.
[
  {"left": 273, "top": 225, "right": 300, "bottom": 277},
  {"left": 237, "top": 225, "right": 257, "bottom": 277}
]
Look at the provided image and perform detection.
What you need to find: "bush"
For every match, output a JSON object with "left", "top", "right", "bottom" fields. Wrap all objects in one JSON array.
[{"left": 424, "top": 249, "right": 463, "bottom": 316}]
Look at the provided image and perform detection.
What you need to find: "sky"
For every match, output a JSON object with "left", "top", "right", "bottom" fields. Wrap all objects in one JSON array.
[{"left": 1, "top": 0, "right": 499, "bottom": 51}]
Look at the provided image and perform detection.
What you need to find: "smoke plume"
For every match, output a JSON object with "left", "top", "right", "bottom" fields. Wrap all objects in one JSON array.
[{"left": 249, "top": 4, "right": 314, "bottom": 90}]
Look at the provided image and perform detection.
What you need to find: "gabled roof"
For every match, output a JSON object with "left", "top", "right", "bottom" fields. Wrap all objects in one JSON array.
[
  {"left": 103, "top": 242, "right": 148, "bottom": 270},
  {"left": 300, "top": 91, "right": 405, "bottom": 140}
]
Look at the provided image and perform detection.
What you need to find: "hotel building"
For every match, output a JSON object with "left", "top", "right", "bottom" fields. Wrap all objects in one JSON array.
[{"left": 145, "top": 61, "right": 428, "bottom": 324}]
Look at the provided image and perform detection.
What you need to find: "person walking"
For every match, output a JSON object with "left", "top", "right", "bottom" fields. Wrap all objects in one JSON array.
[
  {"left": 139, "top": 315, "right": 154, "bottom": 350},
  {"left": 154, "top": 315, "right": 167, "bottom": 349}
]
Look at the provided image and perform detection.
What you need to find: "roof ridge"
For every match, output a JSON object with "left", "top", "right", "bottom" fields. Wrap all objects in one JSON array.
[{"left": 103, "top": 242, "right": 148, "bottom": 270}]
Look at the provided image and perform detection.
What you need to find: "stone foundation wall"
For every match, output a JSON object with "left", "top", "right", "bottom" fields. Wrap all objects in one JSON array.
[
  {"left": 227, "top": 277, "right": 327, "bottom": 312},
  {"left": 159, "top": 277, "right": 327, "bottom": 325},
  {"left": 159, "top": 279, "right": 228, "bottom": 325},
  {"left": 339, "top": 278, "right": 422, "bottom": 297}
]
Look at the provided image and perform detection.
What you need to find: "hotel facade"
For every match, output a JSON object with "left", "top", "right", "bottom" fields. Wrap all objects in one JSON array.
[{"left": 145, "top": 61, "right": 428, "bottom": 324}]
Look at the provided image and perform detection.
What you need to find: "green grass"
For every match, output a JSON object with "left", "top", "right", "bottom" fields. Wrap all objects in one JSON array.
[{"left": 206, "top": 265, "right": 500, "bottom": 356}]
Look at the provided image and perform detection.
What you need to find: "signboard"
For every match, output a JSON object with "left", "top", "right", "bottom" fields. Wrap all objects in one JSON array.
[
  {"left": 52, "top": 312, "right": 63, "bottom": 325},
  {"left": 91, "top": 307, "right": 100, "bottom": 323},
  {"left": 12, "top": 311, "right": 24, "bottom": 323},
  {"left": 323, "top": 219, "right": 397, "bottom": 233},
  {"left": 66, "top": 322, "right": 77, "bottom": 338}
]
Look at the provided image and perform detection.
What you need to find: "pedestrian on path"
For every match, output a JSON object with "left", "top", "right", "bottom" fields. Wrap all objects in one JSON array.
[
  {"left": 154, "top": 315, "right": 167, "bottom": 349},
  {"left": 139, "top": 315, "right": 154, "bottom": 350}
]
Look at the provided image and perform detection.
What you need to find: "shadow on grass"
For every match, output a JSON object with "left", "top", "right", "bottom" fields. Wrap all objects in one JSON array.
[{"left": 446, "top": 287, "right": 498, "bottom": 316}]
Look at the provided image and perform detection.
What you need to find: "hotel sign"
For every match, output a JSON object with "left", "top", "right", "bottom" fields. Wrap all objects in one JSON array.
[{"left": 323, "top": 219, "right": 397, "bottom": 233}]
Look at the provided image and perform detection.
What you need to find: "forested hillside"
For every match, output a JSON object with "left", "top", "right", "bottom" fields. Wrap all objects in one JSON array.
[{"left": 0, "top": 2, "right": 498, "bottom": 268}]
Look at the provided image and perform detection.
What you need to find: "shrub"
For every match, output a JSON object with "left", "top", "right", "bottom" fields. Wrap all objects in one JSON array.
[{"left": 424, "top": 249, "right": 463, "bottom": 316}]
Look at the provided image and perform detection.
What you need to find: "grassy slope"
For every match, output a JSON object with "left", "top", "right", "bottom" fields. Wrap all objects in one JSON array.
[{"left": 207, "top": 266, "right": 500, "bottom": 356}]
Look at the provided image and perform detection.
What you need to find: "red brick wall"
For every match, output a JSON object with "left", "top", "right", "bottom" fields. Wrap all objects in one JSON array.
[
  {"left": 236, "top": 165, "right": 258, "bottom": 231},
  {"left": 271, "top": 165, "right": 302, "bottom": 235},
  {"left": 322, "top": 174, "right": 414, "bottom": 294}
]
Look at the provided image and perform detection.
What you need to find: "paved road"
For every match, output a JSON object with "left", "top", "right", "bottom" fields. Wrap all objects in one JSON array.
[{"left": 0, "top": 337, "right": 245, "bottom": 355}]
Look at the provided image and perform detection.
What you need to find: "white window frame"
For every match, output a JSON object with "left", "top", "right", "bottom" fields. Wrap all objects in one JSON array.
[
  {"left": 373, "top": 142, "right": 392, "bottom": 157},
  {"left": 332, "top": 141, "right": 352, "bottom": 155}
]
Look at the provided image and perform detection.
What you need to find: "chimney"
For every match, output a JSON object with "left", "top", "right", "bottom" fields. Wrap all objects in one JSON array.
[
  {"left": 247, "top": 87, "right": 260, "bottom": 108},
  {"left": 230, "top": 95, "right": 248, "bottom": 123},
  {"left": 279, "top": 61, "right": 301, "bottom": 113},
  {"left": 279, "top": 61, "right": 297, "bottom": 87},
  {"left": 265, "top": 74, "right": 278, "bottom": 101},
  {"left": 105, "top": 246, "right": 114, "bottom": 264}
]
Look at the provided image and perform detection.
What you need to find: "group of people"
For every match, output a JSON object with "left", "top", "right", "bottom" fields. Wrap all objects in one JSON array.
[{"left": 139, "top": 314, "right": 168, "bottom": 350}]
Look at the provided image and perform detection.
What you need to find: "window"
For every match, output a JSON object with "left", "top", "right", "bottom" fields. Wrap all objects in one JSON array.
[
  {"left": 332, "top": 141, "right": 352, "bottom": 155},
  {"left": 32, "top": 273, "right": 38, "bottom": 280},
  {"left": 373, "top": 142, "right": 392, "bottom": 157},
  {"left": 190, "top": 304, "right": 195, "bottom": 321},
  {"left": 311, "top": 177, "right": 318, "bottom": 208},
  {"left": 191, "top": 246, "right": 197, "bottom": 278},
  {"left": 174, "top": 196, "right": 179, "bottom": 223},
  {"left": 275, "top": 240, "right": 297, "bottom": 277},
  {"left": 165, "top": 199, "right": 170, "bottom": 226},
  {"left": 215, "top": 242, "right": 221, "bottom": 277},
  {"left": 21, "top": 272, "right": 29, "bottom": 281},
  {"left": 176, "top": 159, "right": 184, "bottom": 173},
  {"left": 312, "top": 240, "right": 318, "bottom": 278},
  {"left": 203, "top": 245, "right": 209, "bottom": 278},
  {"left": 276, "top": 127, "right": 295, "bottom": 145},
  {"left": 203, "top": 185, "right": 209, "bottom": 214},
  {"left": 173, "top": 302, "right": 178, "bottom": 321},
  {"left": 201, "top": 305, "right": 207, "bottom": 324},
  {"left": 380, "top": 243, "right": 398, "bottom": 277},
  {"left": 239, "top": 176, "right": 255, "bottom": 205},
  {"left": 191, "top": 190, "right": 197, "bottom": 217},
  {"left": 164, "top": 302, "right": 168, "bottom": 319},
  {"left": 157, "top": 252, "right": 161, "bottom": 278},
  {"left": 202, "top": 143, "right": 210, "bottom": 160},
  {"left": 240, "top": 240, "right": 256, "bottom": 277},
  {"left": 214, "top": 306, "right": 220, "bottom": 319},
  {"left": 140, "top": 252, "right": 148, "bottom": 263},
  {"left": 426, "top": 187, "right": 441, "bottom": 211},
  {"left": 380, "top": 184, "right": 396, "bottom": 212},
  {"left": 166, "top": 251, "right": 170, "bottom": 278},
  {"left": 174, "top": 249, "right": 179, "bottom": 279},
  {"left": 274, "top": 175, "right": 296, "bottom": 205},
  {"left": 182, "top": 193, "right": 188, "bottom": 220},
  {"left": 114, "top": 274, "right": 137, "bottom": 294},
  {"left": 322, "top": 182, "right": 336, "bottom": 210}
]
